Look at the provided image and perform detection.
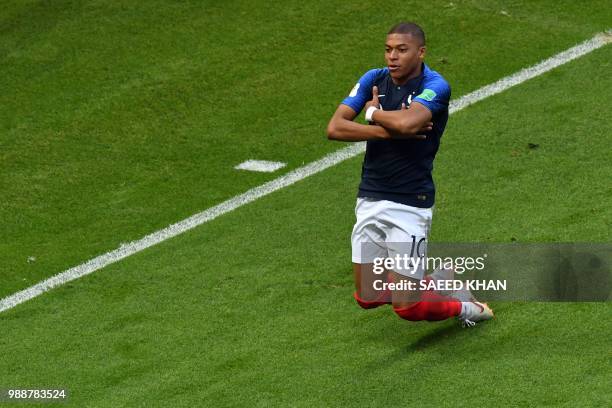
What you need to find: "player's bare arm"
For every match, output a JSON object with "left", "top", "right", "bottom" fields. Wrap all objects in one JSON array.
[
  {"left": 327, "top": 102, "right": 433, "bottom": 142},
  {"left": 326, "top": 104, "right": 392, "bottom": 141},
  {"left": 364, "top": 86, "right": 433, "bottom": 137}
]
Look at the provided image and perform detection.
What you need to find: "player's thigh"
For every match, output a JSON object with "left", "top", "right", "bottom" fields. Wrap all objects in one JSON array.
[
  {"left": 351, "top": 198, "right": 387, "bottom": 296},
  {"left": 351, "top": 198, "right": 387, "bottom": 264},
  {"left": 382, "top": 202, "right": 433, "bottom": 281}
]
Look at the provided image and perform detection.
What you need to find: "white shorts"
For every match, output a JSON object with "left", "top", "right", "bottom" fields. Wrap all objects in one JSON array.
[{"left": 351, "top": 197, "right": 433, "bottom": 279}]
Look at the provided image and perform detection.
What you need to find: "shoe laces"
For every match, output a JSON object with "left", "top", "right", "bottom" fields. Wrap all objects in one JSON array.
[{"left": 461, "top": 318, "right": 476, "bottom": 328}]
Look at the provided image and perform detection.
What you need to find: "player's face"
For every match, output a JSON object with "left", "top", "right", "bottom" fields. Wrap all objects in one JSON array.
[{"left": 385, "top": 34, "right": 426, "bottom": 84}]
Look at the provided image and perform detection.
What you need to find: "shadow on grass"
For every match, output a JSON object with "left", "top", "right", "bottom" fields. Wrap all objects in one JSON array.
[
  {"left": 405, "top": 323, "right": 465, "bottom": 351},
  {"left": 402, "top": 302, "right": 511, "bottom": 350},
  {"left": 367, "top": 305, "right": 508, "bottom": 361},
  {"left": 355, "top": 302, "right": 512, "bottom": 372}
]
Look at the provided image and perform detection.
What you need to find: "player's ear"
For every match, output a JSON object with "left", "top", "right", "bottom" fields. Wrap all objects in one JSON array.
[{"left": 418, "top": 46, "right": 426, "bottom": 60}]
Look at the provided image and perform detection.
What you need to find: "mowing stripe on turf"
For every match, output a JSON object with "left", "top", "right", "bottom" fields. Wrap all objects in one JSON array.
[{"left": 1, "top": 32, "right": 610, "bottom": 313}]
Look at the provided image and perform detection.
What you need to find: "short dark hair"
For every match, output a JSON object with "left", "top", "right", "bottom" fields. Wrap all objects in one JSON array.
[{"left": 388, "top": 22, "right": 426, "bottom": 46}]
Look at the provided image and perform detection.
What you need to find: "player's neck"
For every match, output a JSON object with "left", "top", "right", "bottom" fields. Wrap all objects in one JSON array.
[{"left": 391, "top": 64, "right": 423, "bottom": 86}]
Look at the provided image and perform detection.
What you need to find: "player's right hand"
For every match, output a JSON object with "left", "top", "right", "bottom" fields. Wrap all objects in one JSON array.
[{"left": 364, "top": 86, "right": 381, "bottom": 112}]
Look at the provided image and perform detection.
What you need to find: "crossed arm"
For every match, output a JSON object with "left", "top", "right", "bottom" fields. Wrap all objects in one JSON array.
[{"left": 326, "top": 86, "right": 433, "bottom": 142}]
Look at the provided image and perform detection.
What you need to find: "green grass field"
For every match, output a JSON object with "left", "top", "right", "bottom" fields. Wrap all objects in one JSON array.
[{"left": 1, "top": 1, "right": 611, "bottom": 406}]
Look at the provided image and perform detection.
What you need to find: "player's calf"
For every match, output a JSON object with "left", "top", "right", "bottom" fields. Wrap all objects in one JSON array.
[{"left": 393, "top": 290, "right": 462, "bottom": 321}]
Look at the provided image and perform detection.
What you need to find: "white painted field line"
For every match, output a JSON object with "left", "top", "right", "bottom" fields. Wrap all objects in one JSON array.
[
  {"left": 0, "top": 143, "right": 365, "bottom": 313},
  {"left": 449, "top": 31, "right": 611, "bottom": 114},
  {"left": 235, "top": 159, "right": 287, "bottom": 172},
  {"left": 1, "top": 32, "right": 609, "bottom": 314}
]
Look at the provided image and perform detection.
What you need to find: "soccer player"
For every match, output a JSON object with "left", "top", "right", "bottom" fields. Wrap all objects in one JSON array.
[{"left": 327, "top": 22, "right": 493, "bottom": 327}]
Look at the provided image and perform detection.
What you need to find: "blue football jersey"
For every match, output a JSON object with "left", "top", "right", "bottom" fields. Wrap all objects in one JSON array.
[{"left": 341, "top": 63, "right": 451, "bottom": 208}]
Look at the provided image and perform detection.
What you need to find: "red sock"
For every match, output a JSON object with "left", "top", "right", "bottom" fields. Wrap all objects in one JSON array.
[
  {"left": 353, "top": 291, "right": 390, "bottom": 309},
  {"left": 393, "top": 291, "right": 461, "bottom": 321}
]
